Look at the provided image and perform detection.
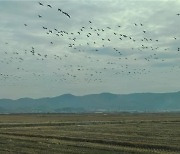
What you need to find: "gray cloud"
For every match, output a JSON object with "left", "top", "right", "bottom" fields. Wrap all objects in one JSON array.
[{"left": 0, "top": 0, "right": 180, "bottom": 99}]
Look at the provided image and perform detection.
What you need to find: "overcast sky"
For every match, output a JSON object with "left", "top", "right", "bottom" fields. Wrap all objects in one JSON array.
[{"left": 0, "top": 0, "right": 180, "bottom": 99}]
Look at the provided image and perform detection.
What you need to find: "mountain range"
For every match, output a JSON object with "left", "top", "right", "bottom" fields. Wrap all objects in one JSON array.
[{"left": 0, "top": 92, "right": 180, "bottom": 113}]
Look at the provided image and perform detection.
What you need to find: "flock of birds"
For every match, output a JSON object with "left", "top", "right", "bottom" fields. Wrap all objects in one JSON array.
[
  {"left": 38, "top": 2, "right": 71, "bottom": 18},
  {"left": 0, "top": 2, "right": 180, "bottom": 86}
]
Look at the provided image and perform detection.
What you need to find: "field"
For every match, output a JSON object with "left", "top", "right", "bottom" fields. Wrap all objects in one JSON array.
[{"left": 0, "top": 113, "right": 179, "bottom": 154}]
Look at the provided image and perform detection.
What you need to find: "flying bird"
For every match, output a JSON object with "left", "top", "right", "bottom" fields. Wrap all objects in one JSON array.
[
  {"left": 38, "top": 2, "right": 43, "bottom": 6},
  {"left": 66, "top": 13, "right": 71, "bottom": 18},
  {"left": 47, "top": 4, "right": 52, "bottom": 8},
  {"left": 62, "top": 11, "right": 71, "bottom": 18},
  {"left": 43, "top": 26, "right": 47, "bottom": 29}
]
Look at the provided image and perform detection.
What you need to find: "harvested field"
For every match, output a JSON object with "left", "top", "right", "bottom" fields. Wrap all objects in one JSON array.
[{"left": 0, "top": 113, "right": 179, "bottom": 154}]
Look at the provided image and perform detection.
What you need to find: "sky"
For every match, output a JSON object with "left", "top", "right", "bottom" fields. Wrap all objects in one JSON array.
[{"left": 0, "top": 0, "right": 180, "bottom": 99}]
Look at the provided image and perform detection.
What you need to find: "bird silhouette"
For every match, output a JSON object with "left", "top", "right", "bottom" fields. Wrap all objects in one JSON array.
[
  {"left": 47, "top": 4, "right": 52, "bottom": 8},
  {"left": 66, "top": 13, "right": 71, "bottom": 18},
  {"left": 62, "top": 11, "right": 71, "bottom": 18},
  {"left": 38, "top": 2, "right": 43, "bottom": 6}
]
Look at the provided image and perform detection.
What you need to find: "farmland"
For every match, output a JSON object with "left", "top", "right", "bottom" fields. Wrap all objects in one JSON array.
[{"left": 0, "top": 113, "right": 179, "bottom": 154}]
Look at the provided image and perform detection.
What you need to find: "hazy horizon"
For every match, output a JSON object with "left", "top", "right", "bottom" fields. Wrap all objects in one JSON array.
[{"left": 1, "top": 90, "right": 180, "bottom": 101}]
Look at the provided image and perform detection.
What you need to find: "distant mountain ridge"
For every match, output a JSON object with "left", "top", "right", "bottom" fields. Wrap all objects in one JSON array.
[{"left": 0, "top": 92, "right": 180, "bottom": 113}]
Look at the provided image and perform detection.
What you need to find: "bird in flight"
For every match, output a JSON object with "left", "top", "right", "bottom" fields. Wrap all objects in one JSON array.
[
  {"left": 65, "top": 13, "right": 71, "bottom": 18},
  {"left": 47, "top": 4, "right": 52, "bottom": 8},
  {"left": 62, "top": 11, "right": 71, "bottom": 18},
  {"left": 38, "top": 2, "right": 43, "bottom": 6}
]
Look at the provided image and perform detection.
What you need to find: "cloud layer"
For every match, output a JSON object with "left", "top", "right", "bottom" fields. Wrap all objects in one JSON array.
[{"left": 0, "top": 0, "right": 180, "bottom": 99}]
